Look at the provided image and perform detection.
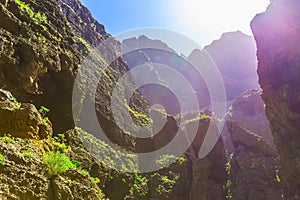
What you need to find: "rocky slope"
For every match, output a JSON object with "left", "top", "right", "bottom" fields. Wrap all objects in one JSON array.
[
  {"left": 0, "top": 0, "right": 293, "bottom": 199},
  {"left": 0, "top": 0, "right": 229, "bottom": 199},
  {"left": 251, "top": 0, "right": 300, "bottom": 198}
]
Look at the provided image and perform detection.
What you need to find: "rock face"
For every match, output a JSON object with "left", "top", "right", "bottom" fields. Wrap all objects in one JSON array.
[
  {"left": 1, "top": 0, "right": 293, "bottom": 199},
  {"left": 0, "top": 0, "right": 84, "bottom": 133},
  {"left": 251, "top": 0, "right": 300, "bottom": 198},
  {"left": 227, "top": 120, "right": 282, "bottom": 199},
  {"left": 186, "top": 117, "right": 227, "bottom": 200},
  {"left": 188, "top": 31, "right": 259, "bottom": 101},
  {"left": 222, "top": 89, "right": 282, "bottom": 199},
  {"left": 0, "top": 0, "right": 149, "bottom": 152},
  {"left": 0, "top": 0, "right": 136, "bottom": 134},
  {"left": 0, "top": 129, "right": 110, "bottom": 199},
  {"left": 122, "top": 33, "right": 259, "bottom": 114},
  {"left": 224, "top": 89, "right": 275, "bottom": 149},
  {"left": 0, "top": 89, "right": 52, "bottom": 139}
]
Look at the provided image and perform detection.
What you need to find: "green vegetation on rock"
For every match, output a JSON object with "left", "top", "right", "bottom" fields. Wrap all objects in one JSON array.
[
  {"left": 43, "top": 151, "right": 75, "bottom": 176},
  {"left": 0, "top": 134, "right": 14, "bottom": 144},
  {"left": 0, "top": 153, "right": 4, "bottom": 165},
  {"left": 15, "top": 0, "right": 48, "bottom": 25},
  {"left": 225, "top": 152, "right": 234, "bottom": 199}
]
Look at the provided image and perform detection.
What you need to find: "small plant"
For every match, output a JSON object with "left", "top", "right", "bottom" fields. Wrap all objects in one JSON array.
[
  {"left": 154, "top": 172, "right": 179, "bottom": 197},
  {"left": 71, "top": 160, "right": 82, "bottom": 168},
  {"left": 225, "top": 153, "right": 234, "bottom": 199},
  {"left": 43, "top": 151, "right": 75, "bottom": 176},
  {"left": 53, "top": 134, "right": 71, "bottom": 153},
  {"left": 12, "top": 97, "right": 21, "bottom": 111},
  {"left": 39, "top": 106, "right": 50, "bottom": 124},
  {"left": 0, "top": 134, "right": 14, "bottom": 144},
  {"left": 200, "top": 113, "right": 210, "bottom": 119},
  {"left": 34, "top": 12, "right": 47, "bottom": 23},
  {"left": 21, "top": 150, "right": 34, "bottom": 157},
  {"left": 78, "top": 37, "right": 88, "bottom": 45},
  {"left": 177, "top": 156, "right": 186, "bottom": 165},
  {"left": 129, "top": 173, "right": 148, "bottom": 196},
  {"left": 15, "top": 0, "right": 48, "bottom": 28},
  {"left": 0, "top": 153, "right": 5, "bottom": 165},
  {"left": 39, "top": 106, "right": 50, "bottom": 117},
  {"left": 89, "top": 176, "right": 100, "bottom": 185},
  {"left": 16, "top": 138, "right": 24, "bottom": 145},
  {"left": 65, "top": 179, "right": 73, "bottom": 186},
  {"left": 275, "top": 168, "right": 281, "bottom": 183},
  {"left": 15, "top": 0, "right": 34, "bottom": 18},
  {"left": 125, "top": 103, "right": 152, "bottom": 126},
  {"left": 79, "top": 169, "right": 89, "bottom": 175}
]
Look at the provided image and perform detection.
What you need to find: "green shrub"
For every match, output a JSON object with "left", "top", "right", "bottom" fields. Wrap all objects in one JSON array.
[
  {"left": 153, "top": 172, "right": 179, "bottom": 197},
  {"left": 43, "top": 151, "right": 75, "bottom": 175},
  {"left": 65, "top": 179, "right": 73, "bottom": 186},
  {"left": 89, "top": 176, "right": 100, "bottom": 185},
  {"left": 0, "top": 153, "right": 4, "bottom": 165},
  {"left": 177, "top": 156, "right": 186, "bottom": 165},
  {"left": 79, "top": 169, "right": 89, "bottom": 175},
  {"left": 21, "top": 150, "right": 34, "bottom": 157},
  {"left": 15, "top": 0, "right": 48, "bottom": 25},
  {"left": 12, "top": 97, "right": 21, "bottom": 111},
  {"left": 15, "top": 0, "right": 34, "bottom": 18},
  {"left": 275, "top": 168, "right": 281, "bottom": 183},
  {"left": 53, "top": 134, "right": 72, "bottom": 153},
  {"left": 71, "top": 160, "right": 82, "bottom": 168},
  {"left": 38, "top": 106, "right": 50, "bottom": 116},
  {"left": 0, "top": 134, "right": 14, "bottom": 144},
  {"left": 129, "top": 173, "right": 148, "bottom": 196}
]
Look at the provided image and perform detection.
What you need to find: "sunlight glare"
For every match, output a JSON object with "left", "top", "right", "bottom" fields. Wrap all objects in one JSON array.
[{"left": 170, "top": 0, "right": 270, "bottom": 46}]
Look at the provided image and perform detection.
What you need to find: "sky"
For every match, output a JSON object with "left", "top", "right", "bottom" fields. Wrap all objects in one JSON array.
[{"left": 81, "top": 0, "right": 269, "bottom": 53}]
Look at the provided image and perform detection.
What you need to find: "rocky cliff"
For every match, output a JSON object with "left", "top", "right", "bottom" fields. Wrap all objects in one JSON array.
[
  {"left": 251, "top": 0, "right": 300, "bottom": 198},
  {"left": 0, "top": 0, "right": 229, "bottom": 199},
  {"left": 0, "top": 0, "right": 293, "bottom": 199}
]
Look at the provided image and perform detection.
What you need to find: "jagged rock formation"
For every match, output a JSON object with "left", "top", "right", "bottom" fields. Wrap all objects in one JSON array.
[
  {"left": 189, "top": 122, "right": 227, "bottom": 200},
  {"left": 0, "top": 89, "right": 52, "bottom": 139},
  {"left": 122, "top": 33, "right": 259, "bottom": 113},
  {"left": 0, "top": 0, "right": 290, "bottom": 199},
  {"left": 0, "top": 92, "right": 107, "bottom": 199},
  {"left": 0, "top": 0, "right": 84, "bottom": 133},
  {"left": 251, "top": 0, "right": 300, "bottom": 198},
  {"left": 227, "top": 120, "right": 281, "bottom": 199},
  {"left": 221, "top": 89, "right": 282, "bottom": 199},
  {"left": 224, "top": 89, "right": 275, "bottom": 150},
  {"left": 0, "top": 0, "right": 150, "bottom": 152},
  {"left": 189, "top": 31, "right": 259, "bottom": 101}
]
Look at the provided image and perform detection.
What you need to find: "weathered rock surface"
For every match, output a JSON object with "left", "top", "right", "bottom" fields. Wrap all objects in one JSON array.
[
  {"left": 189, "top": 31, "right": 259, "bottom": 101},
  {"left": 0, "top": 89, "right": 52, "bottom": 139},
  {"left": 224, "top": 89, "right": 275, "bottom": 150},
  {"left": 227, "top": 120, "right": 282, "bottom": 199},
  {"left": 187, "top": 117, "right": 227, "bottom": 200},
  {"left": 251, "top": 0, "right": 300, "bottom": 198},
  {"left": 0, "top": 132, "right": 106, "bottom": 200}
]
